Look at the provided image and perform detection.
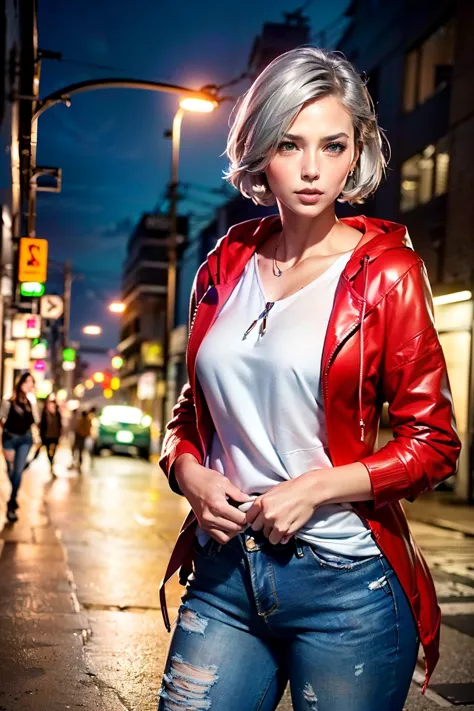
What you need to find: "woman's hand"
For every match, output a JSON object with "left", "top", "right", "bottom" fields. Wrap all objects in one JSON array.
[
  {"left": 174, "top": 454, "right": 252, "bottom": 545},
  {"left": 245, "top": 474, "right": 325, "bottom": 545}
]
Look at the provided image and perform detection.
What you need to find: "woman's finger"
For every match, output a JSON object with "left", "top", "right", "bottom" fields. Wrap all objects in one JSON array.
[
  {"left": 250, "top": 511, "right": 266, "bottom": 532},
  {"left": 202, "top": 514, "right": 247, "bottom": 534}
]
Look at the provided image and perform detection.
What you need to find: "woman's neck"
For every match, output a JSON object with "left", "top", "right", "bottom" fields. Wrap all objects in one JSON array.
[{"left": 276, "top": 202, "right": 345, "bottom": 261}]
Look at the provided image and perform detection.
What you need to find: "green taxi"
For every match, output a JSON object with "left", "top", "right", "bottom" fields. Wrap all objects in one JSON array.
[{"left": 94, "top": 405, "right": 152, "bottom": 459}]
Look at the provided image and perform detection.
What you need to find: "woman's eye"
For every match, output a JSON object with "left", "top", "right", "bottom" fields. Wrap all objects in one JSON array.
[
  {"left": 326, "top": 142, "right": 346, "bottom": 154},
  {"left": 278, "top": 141, "right": 296, "bottom": 152}
]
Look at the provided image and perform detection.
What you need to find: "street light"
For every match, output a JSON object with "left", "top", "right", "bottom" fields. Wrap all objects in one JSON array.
[
  {"left": 82, "top": 325, "right": 102, "bottom": 336},
  {"left": 179, "top": 97, "right": 218, "bottom": 113},
  {"left": 161, "top": 97, "right": 218, "bottom": 440},
  {"left": 109, "top": 301, "right": 126, "bottom": 313}
]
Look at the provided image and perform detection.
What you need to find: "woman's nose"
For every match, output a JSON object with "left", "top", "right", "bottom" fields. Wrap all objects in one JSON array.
[{"left": 301, "top": 151, "right": 320, "bottom": 182}]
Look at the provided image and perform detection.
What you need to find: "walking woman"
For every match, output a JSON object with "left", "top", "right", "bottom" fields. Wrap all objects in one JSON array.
[
  {"left": 40, "top": 395, "right": 62, "bottom": 476},
  {"left": 157, "top": 47, "right": 461, "bottom": 710},
  {"left": 0, "top": 373, "right": 37, "bottom": 522}
]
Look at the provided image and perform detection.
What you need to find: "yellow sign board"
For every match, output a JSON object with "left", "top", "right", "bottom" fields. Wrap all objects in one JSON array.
[{"left": 18, "top": 238, "right": 48, "bottom": 283}]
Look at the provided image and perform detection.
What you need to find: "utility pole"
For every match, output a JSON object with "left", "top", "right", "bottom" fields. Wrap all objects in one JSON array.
[
  {"left": 63, "top": 260, "right": 72, "bottom": 348},
  {"left": 62, "top": 260, "right": 72, "bottom": 395}
]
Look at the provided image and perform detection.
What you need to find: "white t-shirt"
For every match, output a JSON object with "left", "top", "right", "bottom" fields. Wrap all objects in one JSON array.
[{"left": 195, "top": 249, "right": 379, "bottom": 556}]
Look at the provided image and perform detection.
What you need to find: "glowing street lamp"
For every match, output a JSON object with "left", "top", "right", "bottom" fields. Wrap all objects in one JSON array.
[
  {"left": 93, "top": 371, "right": 105, "bottom": 384},
  {"left": 179, "top": 97, "right": 218, "bottom": 113},
  {"left": 83, "top": 325, "right": 102, "bottom": 336},
  {"left": 109, "top": 302, "right": 126, "bottom": 314}
]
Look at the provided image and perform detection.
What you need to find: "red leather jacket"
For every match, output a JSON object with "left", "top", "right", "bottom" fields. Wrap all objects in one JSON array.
[{"left": 159, "top": 214, "right": 461, "bottom": 693}]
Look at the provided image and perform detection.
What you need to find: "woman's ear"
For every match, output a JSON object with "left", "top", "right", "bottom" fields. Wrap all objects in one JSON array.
[{"left": 351, "top": 141, "right": 362, "bottom": 171}]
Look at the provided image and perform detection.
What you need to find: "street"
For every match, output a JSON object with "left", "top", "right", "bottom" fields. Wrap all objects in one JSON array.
[{"left": 0, "top": 449, "right": 473, "bottom": 711}]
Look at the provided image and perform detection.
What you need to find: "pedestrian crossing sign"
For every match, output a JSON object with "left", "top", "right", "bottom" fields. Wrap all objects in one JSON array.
[{"left": 18, "top": 237, "right": 48, "bottom": 283}]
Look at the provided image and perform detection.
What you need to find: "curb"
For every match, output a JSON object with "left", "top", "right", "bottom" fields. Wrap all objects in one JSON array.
[{"left": 406, "top": 513, "right": 474, "bottom": 538}]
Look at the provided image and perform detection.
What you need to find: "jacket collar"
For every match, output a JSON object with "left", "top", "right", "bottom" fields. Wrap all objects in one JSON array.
[{"left": 206, "top": 213, "right": 413, "bottom": 286}]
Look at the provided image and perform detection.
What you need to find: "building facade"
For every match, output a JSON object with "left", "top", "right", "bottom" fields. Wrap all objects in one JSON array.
[{"left": 118, "top": 212, "right": 188, "bottom": 425}]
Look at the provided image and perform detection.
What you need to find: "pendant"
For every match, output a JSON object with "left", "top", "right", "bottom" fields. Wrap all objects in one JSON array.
[
  {"left": 273, "top": 259, "right": 282, "bottom": 277},
  {"left": 242, "top": 302, "right": 275, "bottom": 340}
]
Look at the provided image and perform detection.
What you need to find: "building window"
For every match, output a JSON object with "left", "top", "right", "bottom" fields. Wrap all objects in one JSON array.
[
  {"left": 400, "top": 136, "right": 449, "bottom": 212},
  {"left": 435, "top": 135, "right": 450, "bottom": 197},
  {"left": 403, "top": 18, "right": 455, "bottom": 112}
]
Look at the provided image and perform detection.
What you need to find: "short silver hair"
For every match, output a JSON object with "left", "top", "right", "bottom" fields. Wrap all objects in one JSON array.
[{"left": 224, "top": 46, "right": 390, "bottom": 206}]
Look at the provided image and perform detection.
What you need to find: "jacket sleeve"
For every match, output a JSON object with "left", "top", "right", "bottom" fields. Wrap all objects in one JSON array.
[
  {"left": 359, "top": 259, "right": 462, "bottom": 510},
  {"left": 158, "top": 262, "right": 209, "bottom": 495}
]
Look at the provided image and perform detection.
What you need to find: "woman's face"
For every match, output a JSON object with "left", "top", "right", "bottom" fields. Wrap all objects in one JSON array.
[
  {"left": 46, "top": 399, "right": 56, "bottom": 412},
  {"left": 265, "top": 95, "right": 360, "bottom": 218},
  {"left": 21, "top": 376, "right": 35, "bottom": 394}
]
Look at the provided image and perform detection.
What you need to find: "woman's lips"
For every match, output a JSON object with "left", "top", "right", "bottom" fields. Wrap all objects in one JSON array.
[{"left": 296, "top": 192, "right": 323, "bottom": 204}]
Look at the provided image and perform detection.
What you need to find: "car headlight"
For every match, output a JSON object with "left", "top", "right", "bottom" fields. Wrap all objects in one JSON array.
[{"left": 140, "top": 415, "right": 152, "bottom": 428}]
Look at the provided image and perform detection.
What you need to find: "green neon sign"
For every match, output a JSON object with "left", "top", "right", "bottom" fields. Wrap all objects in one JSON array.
[
  {"left": 62, "top": 347, "right": 76, "bottom": 362},
  {"left": 20, "top": 282, "right": 45, "bottom": 297}
]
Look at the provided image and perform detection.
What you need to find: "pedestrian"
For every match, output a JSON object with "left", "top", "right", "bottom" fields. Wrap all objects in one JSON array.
[
  {"left": 39, "top": 395, "right": 62, "bottom": 476},
  {"left": 157, "top": 47, "right": 461, "bottom": 710},
  {"left": 0, "top": 373, "right": 37, "bottom": 523},
  {"left": 69, "top": 410, "right": 92, "bottom": 472}
]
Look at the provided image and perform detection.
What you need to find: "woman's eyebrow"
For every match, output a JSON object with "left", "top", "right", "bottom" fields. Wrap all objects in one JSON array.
[{"left": 283, "top": 131, "right": 350, "bottom": 142}]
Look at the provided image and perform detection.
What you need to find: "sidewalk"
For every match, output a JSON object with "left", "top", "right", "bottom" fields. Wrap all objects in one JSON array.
[
  {"left": 403, "top": 490, "right": 474, "bottom": 537},
  {"left": 0, "top": 453, "right": 129, "bottom": 710}
]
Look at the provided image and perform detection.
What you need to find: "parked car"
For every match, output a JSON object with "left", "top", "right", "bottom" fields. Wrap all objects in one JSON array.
[{"left": 94, "top": 405, "right": 152, "bottom": 459}]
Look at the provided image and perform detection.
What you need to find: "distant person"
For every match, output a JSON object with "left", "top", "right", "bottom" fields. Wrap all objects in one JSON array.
[
  {"left": 0, "top": 373, "right": 37, "bottom": 522},
  {"left": 39, "top": 395, "right": 62, "bottom": 476},
  {"left": 69, "top": 410, "right": 92, "bottom": 472}
]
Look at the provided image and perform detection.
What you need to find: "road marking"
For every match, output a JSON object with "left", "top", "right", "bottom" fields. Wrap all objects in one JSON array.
[
  {"left": 441, "top": 602, "right": 474, "bottom": 615},
  {"left": 435, "top": 579, "right": 474, "bottom": 598},
  {"left": 412, "top": 670, "right": 453, "bottom": 707},
  {"left": 133, "top": 512, "right": 157, "bottom": 527}
]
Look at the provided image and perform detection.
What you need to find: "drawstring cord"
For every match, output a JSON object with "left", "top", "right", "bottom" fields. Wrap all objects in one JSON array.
[{"left": 359, "top": 255, "right": 370, "bottom": 442}]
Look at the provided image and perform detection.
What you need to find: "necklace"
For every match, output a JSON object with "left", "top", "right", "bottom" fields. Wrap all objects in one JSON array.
[
  {"left": 273, "top": 231, "right": 312, "bottom": 277},
  {"left": 273, "top": 232, "right": 284, "bottom": 277}
]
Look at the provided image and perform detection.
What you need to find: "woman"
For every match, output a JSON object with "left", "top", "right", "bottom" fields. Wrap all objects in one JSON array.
[
  {"left": 0, "top": 373, "right": 36, "bottom": 522},
  {"left": 157, "top": 47, "right": 461, "bottom": 710},
  {"left": 39, "top": 395, "right": 62, "bottom": 476}
]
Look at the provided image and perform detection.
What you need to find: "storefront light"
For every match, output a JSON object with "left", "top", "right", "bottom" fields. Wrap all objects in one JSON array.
[{"left": 433, "top": 290, "right": 472, "bottom": 306}]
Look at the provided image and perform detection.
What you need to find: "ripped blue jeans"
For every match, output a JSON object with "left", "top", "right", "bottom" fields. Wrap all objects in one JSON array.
[{"left": 158, "top": 530, "right": 419, "bottom": 711}]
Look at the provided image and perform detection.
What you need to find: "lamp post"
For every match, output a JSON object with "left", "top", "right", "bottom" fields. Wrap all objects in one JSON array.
[
  {"left": 160, "top": 96, "right": 218, "bottom": 440},
  {"left": 27, "top": 79, "right": 219, "bottom": 238}
]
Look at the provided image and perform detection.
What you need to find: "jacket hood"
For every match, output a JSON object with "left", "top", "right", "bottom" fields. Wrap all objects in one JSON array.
[{"left": 206, "top": 214, "right": 413, "bottom": 286}]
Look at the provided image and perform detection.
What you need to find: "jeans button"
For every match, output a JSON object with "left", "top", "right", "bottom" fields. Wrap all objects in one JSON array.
[{"left": 245, "top": 537, "right": 258, "bottom": 551}]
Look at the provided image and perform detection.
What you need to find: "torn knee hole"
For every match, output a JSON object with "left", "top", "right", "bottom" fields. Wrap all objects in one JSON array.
[
  {"left": 159, "top": 654, "right": 218, "bottom": 710},
  {"left": 303, "top": 682, "right": 318, "bottom": 710},
  {"left": 368, "top": 575, "right": 388, "bottom": 590}
]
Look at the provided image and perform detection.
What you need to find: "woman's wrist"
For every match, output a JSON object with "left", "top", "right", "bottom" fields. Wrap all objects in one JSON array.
[
  {"left": 299, "top": 469, "right": 333, "bottom": 508},
  {"left": 174, "top": 453, "right": 200, "bottom": 486}
]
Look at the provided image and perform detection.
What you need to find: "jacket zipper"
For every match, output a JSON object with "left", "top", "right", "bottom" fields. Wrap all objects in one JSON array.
[{"left": 358, "top": 256, "right": 370, "bottom": 442}]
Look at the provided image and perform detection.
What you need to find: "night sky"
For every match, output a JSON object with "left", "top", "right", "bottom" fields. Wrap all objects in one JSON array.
[{"left": 36, "top": 0, "right": 351, "bottom": 370}]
